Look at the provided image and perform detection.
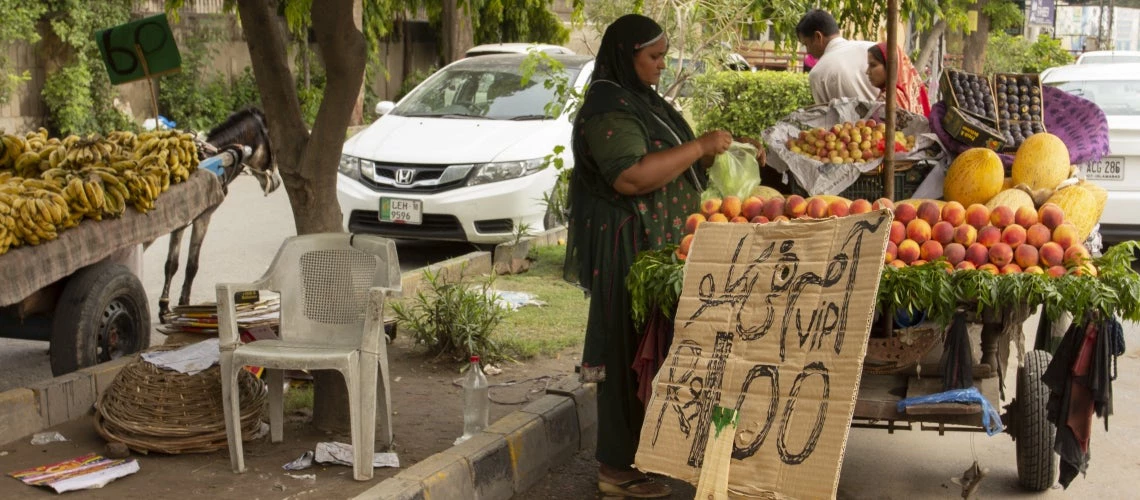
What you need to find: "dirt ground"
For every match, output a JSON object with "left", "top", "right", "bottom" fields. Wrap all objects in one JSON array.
[{"left": 0, "top": 338, "right": 580, "bottom": 499}]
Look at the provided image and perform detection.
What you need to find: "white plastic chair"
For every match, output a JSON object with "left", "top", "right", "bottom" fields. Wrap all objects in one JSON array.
[{"left": 217, "top": 233, "right": 401, "bottom": 481}]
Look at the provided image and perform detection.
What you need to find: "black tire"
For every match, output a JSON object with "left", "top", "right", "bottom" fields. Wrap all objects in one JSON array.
[
  {"left": 1015, "top": 349, "right": 1057, "bottom": 491},
  {"left": 50, "top": 263, "right": 151, "bottom": 376}
]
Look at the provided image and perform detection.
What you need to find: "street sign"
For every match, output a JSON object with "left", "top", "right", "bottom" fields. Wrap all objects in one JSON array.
[
  {"left": 1030, "top": 0, "right": 1056, "bottom": 26},
  {"left": 95, "top": 13, "right": 182, "bottom": 85}
]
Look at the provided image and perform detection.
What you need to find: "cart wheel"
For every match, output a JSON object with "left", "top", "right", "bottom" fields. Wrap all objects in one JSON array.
[
  {"left": 1015, "top": 349, "right": 1056, "bottom": 491},
  {"left": 50, "top": 263, "right": 151, "bottom": 376}
]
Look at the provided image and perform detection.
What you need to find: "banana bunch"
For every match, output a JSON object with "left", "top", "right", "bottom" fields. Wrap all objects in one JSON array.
[
  {"left": 120, "top": 169, "right": 163, "bottom": 213},
  {"left": 81, "top": 166, "right": 128, "bottom": 218},
  {"left": 67, "top": 136, "right": 118, "bottom": 166},
  {"left": 1, "top": 134, "right": 28, "bottom": 173},
  {"left": 2, "top": 178, "right": 70, "bottom": 246},
  {"left": 135, "top": 130, "right": 198, "bottom": 184},
  {"left": 107, "top": 130, "right": 138, "bottom": 154},
  {"left": 0, "top": 181, "right": 22, "bottom": 254},
  {"left": 61, "top": 172, "right": 107, "bottom": 224}
]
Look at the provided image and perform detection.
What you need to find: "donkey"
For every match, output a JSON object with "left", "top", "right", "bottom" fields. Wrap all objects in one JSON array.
[{"left": 157, "top": 108, "right": 282, "bottom": 322}]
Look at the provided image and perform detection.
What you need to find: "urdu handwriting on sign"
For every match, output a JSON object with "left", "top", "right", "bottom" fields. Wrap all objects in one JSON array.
[{"left": 652, "top": 213, "right": 889, "bottom": 468}]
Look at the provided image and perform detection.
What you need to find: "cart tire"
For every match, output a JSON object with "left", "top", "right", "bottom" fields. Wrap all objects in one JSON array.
[
  {"left": 1015, "top": 349, "right": 1056, "bottom": 491},
  {"left": 50, "top": 263, "right": 151, "bottom": 376}
]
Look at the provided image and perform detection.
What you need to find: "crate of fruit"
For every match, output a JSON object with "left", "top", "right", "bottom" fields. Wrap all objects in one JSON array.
[
  {"left": 763, "top": 98, "right": 947, "bottom": 198},
  {"left": 940, "top": 69, "right": 998, "bottom": 128},
  {"left": 993, "top": 73, "right": 1046, "bottom": 152}
]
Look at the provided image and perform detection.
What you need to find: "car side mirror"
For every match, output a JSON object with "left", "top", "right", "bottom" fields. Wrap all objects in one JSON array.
[{"left": 375, "top": 101, "right": 396, "bottom": 116}]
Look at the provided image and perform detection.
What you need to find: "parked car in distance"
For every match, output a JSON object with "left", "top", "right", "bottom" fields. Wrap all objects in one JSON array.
[
  {"left": 465, "top": 43, "right": 574, "bottom": 58},
  {"left": 337, "top": 54, "right": 593, "bottom": 244},
  {"left": 1041, "top": 63, "right": 1140, "bottom": 246},
  {"left": 1076, "top": 50, "right": 1140, "bottom": 65}
]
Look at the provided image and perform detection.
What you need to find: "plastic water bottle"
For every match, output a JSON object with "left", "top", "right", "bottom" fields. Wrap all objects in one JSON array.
[{"left": 455, "top": 355, "right": 489, "bottom": 445}]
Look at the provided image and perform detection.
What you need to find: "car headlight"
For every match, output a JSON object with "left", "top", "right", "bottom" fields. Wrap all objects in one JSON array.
[
  {"left": 467, "top": 158, "right": 547, "bottom": 186},
  {"left": 338, "top": 154, "right": 361, "bottom": 180}
]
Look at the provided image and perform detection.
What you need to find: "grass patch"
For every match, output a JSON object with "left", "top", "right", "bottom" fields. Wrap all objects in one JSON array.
[
  {"left": 284, "top": 382, "right": 314, "bottom": 413},
  {"left": 491, "top": 244, "right": 587, "bottom": 359}
]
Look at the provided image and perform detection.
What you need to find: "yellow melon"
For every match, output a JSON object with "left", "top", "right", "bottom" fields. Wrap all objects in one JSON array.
[
  {"left": 1011, "top": 133, "right": 1071, "bottom": 192},
  {"left": 1045, "top": 184, "right": 1099, "bottom": 240},
  {"left": 750, "top": 185, "right": 783, "bottom": 200},
  {"left": 984, "top": 188, "right": 1035, "bottom": 213},
  {"left": 944, "top": 148, "right": 1004, "bottom": 207},
  {"left": 1077, "top": 179, "right": 1108, "bottom": 227}
]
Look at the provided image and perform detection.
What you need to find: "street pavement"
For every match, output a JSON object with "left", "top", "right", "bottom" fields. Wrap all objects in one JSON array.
[{"left": 0, "top": 175, "right": 478, "bottom": 392}]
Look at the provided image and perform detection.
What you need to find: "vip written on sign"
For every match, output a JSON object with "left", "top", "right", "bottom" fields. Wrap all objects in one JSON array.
[{"left": 635, "top": 211, "right": 892, "bottom": 499}]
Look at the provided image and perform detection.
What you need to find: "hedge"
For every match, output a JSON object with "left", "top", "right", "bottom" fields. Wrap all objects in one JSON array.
[{"left": 690, "top": 70, "right": 814, "bottom": 142}]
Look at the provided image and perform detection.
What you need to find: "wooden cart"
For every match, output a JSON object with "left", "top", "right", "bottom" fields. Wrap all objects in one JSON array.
[{"left": 0, "top": 168, "right": 224, "bottom": 376}]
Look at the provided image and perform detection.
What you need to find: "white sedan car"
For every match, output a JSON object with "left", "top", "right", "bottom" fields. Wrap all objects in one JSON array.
[
  {"left": 338, "top": 54, "right": 593, "bottom": 244},
  {"left": 1042, "top": 63, "right": 1140, "bottom": 246}
]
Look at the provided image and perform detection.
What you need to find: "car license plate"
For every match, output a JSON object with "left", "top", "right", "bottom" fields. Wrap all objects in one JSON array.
[
  {"left": 379, "top": 198, "right": 422, "bottom": 225},
  {"left": 1083, "top": 156, "right": 1125, "bottom": 181}
]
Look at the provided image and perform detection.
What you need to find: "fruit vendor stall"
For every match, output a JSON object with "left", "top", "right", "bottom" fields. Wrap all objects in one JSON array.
[
  {"left": 626, "top": 57, "right": 1135, "bottom": 489},
  {"left": 0, "top": 129, "right": 224, "bottom": 376}
]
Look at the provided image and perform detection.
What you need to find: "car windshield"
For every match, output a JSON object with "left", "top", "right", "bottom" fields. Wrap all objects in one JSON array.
[
  {"left": 392, "top": 60, "right": 581, "bottom": 120},
  {"left": 1080, "top": 54, "right": 1140, "bottom": 64},
  {"left": 1047, "top": 79, "right": 1140, "bottom": 116}
]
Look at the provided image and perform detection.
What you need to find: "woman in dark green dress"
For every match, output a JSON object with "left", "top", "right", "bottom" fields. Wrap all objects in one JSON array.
[{"left": 564, "top": 13, "right": 733, "bottom": 498}]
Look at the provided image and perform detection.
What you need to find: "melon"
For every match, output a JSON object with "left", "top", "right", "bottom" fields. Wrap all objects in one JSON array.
[
  {"left": 1011, "top": 133, "right": 1071, "bottom": 192},
  {"left": 1044, "top": 184, "right": 1099, "bottom": 240},
  {"left": 944, "top": 148, "right": 1004, "bottom": 207},
  {"left": 1078, "top": 179, "right": 1108, "bottom": 221},
  {"left": 1002, "top": 177, "right": 1015, "bottom": 190},
  {"left": 750, "top": 185, "right": 782, "bottom": 200},
  {"left": 984, "top": 188, "right": 1035, "bottom": 213}
]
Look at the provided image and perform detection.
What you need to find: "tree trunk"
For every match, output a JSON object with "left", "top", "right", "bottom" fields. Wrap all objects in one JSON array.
[
  {"left": 236, "top": 0, "right": 366, "bottom": 433},
  {"left": 351, "top": 0, "right": 364, "bottom": 126},
  {"left": 915, "top": 19, "right": 948, "bottom": 77},
  {"left": 962, "top": 0, "right": 991, "bottom": 74},
  {"left": 441, "top": 0, "right": 473, "bottom": 64}
]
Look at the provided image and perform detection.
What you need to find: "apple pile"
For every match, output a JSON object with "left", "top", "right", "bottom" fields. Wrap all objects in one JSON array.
[
  {"left": 884, "top": 200, "right": 1096, "bottom": 276},
  {"left": 677, "top": 195, "right": 1097, "bottom": 277},
  {"left": 785, "top": 120, "right": 917, "bottom": 164}
]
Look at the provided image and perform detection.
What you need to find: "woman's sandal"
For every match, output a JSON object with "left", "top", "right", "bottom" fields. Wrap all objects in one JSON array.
[{"left": 597, "top": 475, "right": 672, "bottom": 498}]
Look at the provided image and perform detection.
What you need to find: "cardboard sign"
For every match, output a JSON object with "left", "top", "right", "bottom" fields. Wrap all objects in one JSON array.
[
  {"left": 635, "top": 211, "right": 892, "bottom": 498},
  {"left": 95, "top": 14, "right": 182, "bottom": 85}
]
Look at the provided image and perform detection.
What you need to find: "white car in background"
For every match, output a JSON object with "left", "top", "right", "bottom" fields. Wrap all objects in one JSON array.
[
  {"left": 1076, "top": 50, "right": 1140, "bottom": 65},
  {"left": 337, "top": 54, "right": 593, "bottom": 244},
  {"left": 465, "top": 43, "right": 574, "bottom": 58},
  {"left": 1042, "top": 63, "right": 1140, "bottom": 246}
]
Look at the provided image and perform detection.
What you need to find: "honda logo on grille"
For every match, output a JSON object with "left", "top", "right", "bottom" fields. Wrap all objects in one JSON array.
[{"left": 394, "top": 168, "right": 415, "bottom": 185}]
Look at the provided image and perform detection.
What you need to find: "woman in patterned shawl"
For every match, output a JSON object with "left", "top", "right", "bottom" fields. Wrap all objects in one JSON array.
[
  {"left": 866, "top": 42, "right": 932, "bottom": 117},
  {"left": 563, "top": 13, "right": 733, "bottom": 498}
]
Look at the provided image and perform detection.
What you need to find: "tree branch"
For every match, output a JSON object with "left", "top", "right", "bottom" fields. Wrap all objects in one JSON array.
[
  {"left": 915, "top": 19, "right": 948, "bottom": 75},
  {"left": 309, "top": 0, "right": 366, "bottom": 154}
]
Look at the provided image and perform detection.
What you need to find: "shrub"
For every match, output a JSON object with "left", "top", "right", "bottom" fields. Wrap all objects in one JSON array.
[
  {"left": 984, "top": 32, "right": 1074, "bottom": 76},
  {"left": 690, "top": 70, "right": 814, "bottom": 141},
  {"left": 391, "top": 267, "right": 510, "bottom": 363}
]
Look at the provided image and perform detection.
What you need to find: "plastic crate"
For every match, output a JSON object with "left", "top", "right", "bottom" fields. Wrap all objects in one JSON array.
[{"left": 787, "top": 160, "right": 935, "bottom": 201}]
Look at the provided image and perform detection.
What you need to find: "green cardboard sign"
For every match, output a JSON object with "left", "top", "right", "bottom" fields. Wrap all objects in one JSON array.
[{"left": 95, "top": 14, "right": 182, "bottom": 85}]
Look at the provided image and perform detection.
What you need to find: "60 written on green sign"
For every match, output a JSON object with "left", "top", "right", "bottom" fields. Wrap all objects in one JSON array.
[{"left": 95, "top": 13, "right": 182, "bottom": 85}]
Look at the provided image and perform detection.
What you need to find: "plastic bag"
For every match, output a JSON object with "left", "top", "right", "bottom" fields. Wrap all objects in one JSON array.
[
  {"left": 704, "top": 141, "right": 760, "bottom": 200},
  {"left": 896, "top": 387, "right": 1004, "bottom": 436}
]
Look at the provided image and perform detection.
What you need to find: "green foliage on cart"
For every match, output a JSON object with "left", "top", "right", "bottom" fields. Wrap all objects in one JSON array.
[
  {"left": 690, "top": 70, "right": 814, "bottom": 141},
  {"left": 984, "top": 32, "right": 1075, "bottom": 76},
  {"left": 627, "top": 241, "right": 1140, "bottom": 330}
]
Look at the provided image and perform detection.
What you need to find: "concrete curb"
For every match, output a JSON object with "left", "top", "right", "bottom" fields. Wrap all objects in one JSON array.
[{"left": 353, "top": 374, "right": 596, "bottom": 499}]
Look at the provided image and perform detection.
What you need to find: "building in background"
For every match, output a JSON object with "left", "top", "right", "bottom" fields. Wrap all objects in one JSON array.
[{"left": 1054, "top": 5, "right": 1140, "bottom": 52}]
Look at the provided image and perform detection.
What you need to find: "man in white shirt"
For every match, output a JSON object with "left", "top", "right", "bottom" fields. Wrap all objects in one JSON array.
[{"left": 796, "top": 10, "right": 878, "bottom": 105}]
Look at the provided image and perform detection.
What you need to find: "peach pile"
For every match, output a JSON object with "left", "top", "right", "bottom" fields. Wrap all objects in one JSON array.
[
  {"left": 784, "top": 120, "right": 917, "bottom": 164},
  {"left": 885, "top": 201, "right": 1096, "bottom": 276},
  {"left": 678, "top": 195, "right": 1097, "bottom": 277}
]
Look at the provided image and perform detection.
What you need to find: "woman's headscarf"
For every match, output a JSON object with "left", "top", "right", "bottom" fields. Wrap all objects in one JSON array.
[
  {"left": 587, "top": 14, "right": 693, "bottom": 140},
  {"left": 874, "top": 42, "right": 931, "bottom": 117}
]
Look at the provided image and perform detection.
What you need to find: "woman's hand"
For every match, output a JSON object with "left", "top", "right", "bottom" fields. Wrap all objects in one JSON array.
[
  {"left": 697, "top": 130, "right": 733, "bottom": 157},
  {"left": 733, "top": 136, "right": 767, "bottom": 167}
]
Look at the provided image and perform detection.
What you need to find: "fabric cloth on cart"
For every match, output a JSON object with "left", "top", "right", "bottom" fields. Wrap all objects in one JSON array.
[
  {"left": 929, "top": 85, "right": 1111, "bottom": 167},
  {"left": 1042, "top": 316, "right": 1125, "bottom": 488},
  {"left": 762, "top": 98, "right": 949, "bottom": 197},
  {"left": 0, "top": 169, "right": 225, "bottom": 307}
]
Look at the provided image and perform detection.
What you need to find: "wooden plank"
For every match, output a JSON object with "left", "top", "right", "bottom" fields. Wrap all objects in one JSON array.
[{"left": 853, "top": 374, "right": 907, "bottom": 419}]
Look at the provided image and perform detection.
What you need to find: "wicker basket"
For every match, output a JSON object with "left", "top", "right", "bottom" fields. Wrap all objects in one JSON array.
[
  {"left": 94, "top": 344, "right": 267, "bottom": 454},
  {"left": 863, "top": 321, "right": 944, "bottom": 375}
]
